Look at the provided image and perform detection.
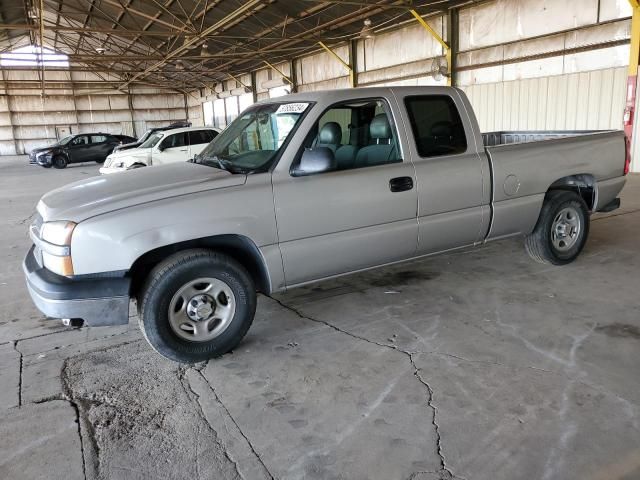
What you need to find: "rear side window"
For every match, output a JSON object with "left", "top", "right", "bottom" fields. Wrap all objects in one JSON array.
[
  {"left": 91, "top": 135, "right": 107, "bottom": 144},
  {"left": 404, "top": 95, "right": 467, "bottom": 158},
  {"left": 188, "top": 130, "right": 217, "bottom": 145}
]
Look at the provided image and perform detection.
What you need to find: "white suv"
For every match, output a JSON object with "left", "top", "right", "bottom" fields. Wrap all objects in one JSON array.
[{"left": 99, "top": 126, "right": 220, "bottom": 174}]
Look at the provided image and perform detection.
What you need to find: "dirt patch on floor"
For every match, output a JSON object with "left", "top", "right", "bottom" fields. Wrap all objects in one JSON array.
[
  {"left": 62, "top": 340, "right": 240, "bottom": 480},
  {"left": 595, "top": 323, "right": 640, "bottom": 340}
]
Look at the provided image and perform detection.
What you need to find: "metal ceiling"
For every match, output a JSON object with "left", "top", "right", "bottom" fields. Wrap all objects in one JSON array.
[{"left": 0, "top": 0, "right": 479, "bottom": 92}]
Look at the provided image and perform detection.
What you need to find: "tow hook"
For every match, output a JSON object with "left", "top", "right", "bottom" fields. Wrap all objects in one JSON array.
[{"left": 62, "top": 318, "right": 84, "bottom": 328}]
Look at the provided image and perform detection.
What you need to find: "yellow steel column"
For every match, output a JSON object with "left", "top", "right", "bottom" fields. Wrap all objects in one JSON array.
[
  {"left": 263, "top": 60, "right": 294, "bottom": 87},
  {"left": 409, "top": 9, "right": 451, "bottom": 86},
  {"left": 624, "top": 0, "right": 640, "bottom": 162},
  {"left": 318, "top": 41, "right": 355, "bottom": 87}
]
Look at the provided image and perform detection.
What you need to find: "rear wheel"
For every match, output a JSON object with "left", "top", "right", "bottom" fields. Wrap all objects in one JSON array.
[
  {"left": 525, "top": 190, "right": 590, "bottom": 265},
  {"left": 137, "top": 249, "right": 256, "bottom": 363},
  {"left": 52, "top": 155, "right": 68, "bottom": 169}
]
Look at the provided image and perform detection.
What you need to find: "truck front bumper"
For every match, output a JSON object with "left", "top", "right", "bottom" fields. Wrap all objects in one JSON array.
[{"left": 23, "top": 246, "right": 131, "bottom": 326}]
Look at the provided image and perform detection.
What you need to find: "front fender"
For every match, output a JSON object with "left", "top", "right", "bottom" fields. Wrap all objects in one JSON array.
[{"left": 69, "top": 175, "right": 278, "bottom": 275}]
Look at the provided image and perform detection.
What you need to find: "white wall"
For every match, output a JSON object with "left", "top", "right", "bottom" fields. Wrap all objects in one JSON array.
[{"left": 461, "top": 67, "right": 628, "bottom": 132}]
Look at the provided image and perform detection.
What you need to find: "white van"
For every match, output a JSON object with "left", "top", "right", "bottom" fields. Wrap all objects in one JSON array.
[{"left": 99, "top": 126, "right": 220, "bottom": 174}]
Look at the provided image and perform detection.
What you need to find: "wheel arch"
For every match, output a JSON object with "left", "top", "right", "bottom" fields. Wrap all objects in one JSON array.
[
  {"left": 54, "top": 150, "right": 70, "bottom": 161},
  {"left": 128, "top": 234, "right": 272, "bottom": 297},
  {"left": 547, "top": 174, "right": 596, "bottom": 211},
  {"left": 128, "top": 162, "right": 147, "bottom": 169}
]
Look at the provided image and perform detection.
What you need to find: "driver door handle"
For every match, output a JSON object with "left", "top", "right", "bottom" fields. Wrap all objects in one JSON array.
[{"left": 389, "top": 176, "right": 414, "bottom": 192}]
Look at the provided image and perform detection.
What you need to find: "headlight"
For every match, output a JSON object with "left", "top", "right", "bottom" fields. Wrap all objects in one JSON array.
[
  {"left": 39, "top": 221, "right": 76, "bottom": 276},
  {"left": 41, "top": 221, "right": 76, "bottom": 246}
]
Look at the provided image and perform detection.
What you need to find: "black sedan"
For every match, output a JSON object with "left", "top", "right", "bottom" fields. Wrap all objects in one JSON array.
[{"left": 29, "top": 133, "right": 137, "bottom": 169}]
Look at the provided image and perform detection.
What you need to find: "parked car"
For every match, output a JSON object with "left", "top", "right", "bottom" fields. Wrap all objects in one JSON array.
[
  {"left": 112, "top": 134, "right": 138, "bottom": 146},
  {"left": 29, "top": 133, "right": 128, "bottom": 169},
  {"left": 24, "top": 87, "right": 628, "bottom": 363},
  {"left": 99, "top": 126, "right": 220, "bottom": 174},
  {"left": 112, "top": 121, "right": 192, "bottom": 153}
]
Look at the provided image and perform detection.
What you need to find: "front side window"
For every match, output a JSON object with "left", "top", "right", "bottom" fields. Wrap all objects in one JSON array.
[
  {"left": 404, "top": 95, "right": 467, "bottom": 158},
  {"left": 140, "top": 133, "right": 163, "bottom": 149},
  {"left": 160, "top": 132, "right": 187, "bottom": 149},
  {"left": 70, "top": 136, "right": 89, "bottom": 146},
  {"left": 292, "top": 98, "right": 402, "bottom": 174},
  {"left": 195, "top": 102, "right": 310, "bottom": 173}
]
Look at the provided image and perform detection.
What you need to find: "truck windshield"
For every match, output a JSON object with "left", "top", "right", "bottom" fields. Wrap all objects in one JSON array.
[
  {"left": 139, "top": 132, "right": 163, "bottom": 149},
  {"left": 196, "top": 102, "right": 310, "bottom": 173}
]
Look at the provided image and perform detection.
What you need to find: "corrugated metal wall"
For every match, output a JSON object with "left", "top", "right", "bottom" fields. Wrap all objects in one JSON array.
[
  {"left": 460, "top": 67, "right": 628, "bottom": 132},
  {"left": 0, "top": 71, "right": 189, "bottom": 155}
]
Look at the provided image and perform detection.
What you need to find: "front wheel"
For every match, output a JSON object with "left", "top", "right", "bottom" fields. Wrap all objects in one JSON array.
[
  {"left": 137, "top": 249, "right": 256, "bottom": 363},
  {"left": 525, "top": 190, "right": 590, "bottom": 265},
  {"left": 52, "top": 155, "right": 68, "bottom": 169}
]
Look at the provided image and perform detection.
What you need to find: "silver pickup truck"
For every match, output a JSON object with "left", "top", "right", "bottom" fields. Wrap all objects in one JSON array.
[{"left": 23, "top": 87, "right": 628, "bottom": 363}]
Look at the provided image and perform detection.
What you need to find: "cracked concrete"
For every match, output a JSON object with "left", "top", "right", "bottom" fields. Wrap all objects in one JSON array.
[
  {"left": 273, "top": 297, "right": 458, "bottom": 479},
  {"left": 1, "top": 156, "right": 640, "bottom": 479}
]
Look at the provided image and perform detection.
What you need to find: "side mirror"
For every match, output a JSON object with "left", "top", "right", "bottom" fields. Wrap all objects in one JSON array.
[{"left": 293, "top": 147, "right": 336, "bottom": 176}]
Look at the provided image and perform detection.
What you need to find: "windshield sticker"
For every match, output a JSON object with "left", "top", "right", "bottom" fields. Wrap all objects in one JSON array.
[{"left": 276, "top": 102, "right": 309, "bottom": 115}]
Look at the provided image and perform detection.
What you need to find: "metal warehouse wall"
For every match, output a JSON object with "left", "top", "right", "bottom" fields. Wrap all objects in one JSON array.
[
  {"left": 193, "top": 0, "right": 632, "bottom": 151},
  {"left": 0, "top": 71, "right": 189, "bottom": 155},
  {"left": 460, "top": 67, "right": 628, "bottom": 132}
]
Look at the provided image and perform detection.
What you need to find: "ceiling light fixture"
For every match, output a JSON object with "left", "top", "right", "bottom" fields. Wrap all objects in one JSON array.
[{"left": 359, "top": 18, "right": 374, "bottom": 40}]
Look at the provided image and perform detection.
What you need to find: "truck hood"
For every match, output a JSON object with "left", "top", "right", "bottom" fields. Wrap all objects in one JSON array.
[{"left": 37, "top": 162, "right": 246, "bottom": 222}]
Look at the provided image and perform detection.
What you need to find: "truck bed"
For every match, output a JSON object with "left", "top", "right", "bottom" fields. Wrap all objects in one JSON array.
[
  {"left": 482, "top": 130, "right": 615, "bottom": 147},
  {"left": 483, "top": 129, "right": 626, "bottom": 240}
]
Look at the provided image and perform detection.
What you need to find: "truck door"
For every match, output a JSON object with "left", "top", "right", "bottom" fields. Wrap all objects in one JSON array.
[
  {"left": 272, "top": 97, "right": 418, "bottom": 287},
  {"left": 398, "top": 92, "right": 487, "bottom": 254}
]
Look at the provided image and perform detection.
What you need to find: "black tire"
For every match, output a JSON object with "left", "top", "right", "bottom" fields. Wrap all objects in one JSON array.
[
  {"left": 525, "top": 190, "right": 590, "bottom": 265},
  {"left": 128, "top": 163, "right": 146, "bottom": 169},
  {"left": 137, "top": 249, "right": 256, "bottom": 363},
  {"left": 52, "top": 155, "right": 68, "bottom": 169},
  {"left": 95, "top": 159, "right": 105, "bottom": 164}
]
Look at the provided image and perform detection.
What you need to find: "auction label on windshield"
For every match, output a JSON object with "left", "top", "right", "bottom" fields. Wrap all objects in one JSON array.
[{"left": 276, "top": 103, "right": 309, "bottom": 114}]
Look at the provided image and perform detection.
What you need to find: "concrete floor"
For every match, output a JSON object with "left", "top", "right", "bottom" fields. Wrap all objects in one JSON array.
[{"left": 1, "top": 155, "right": 639, "bottom": 480}]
